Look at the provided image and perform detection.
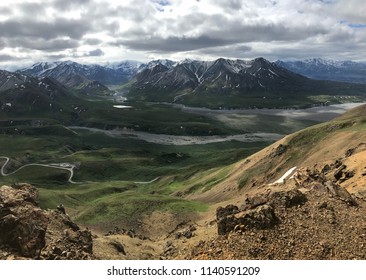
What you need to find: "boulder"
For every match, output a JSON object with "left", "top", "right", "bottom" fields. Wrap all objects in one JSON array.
[
  {"left": 0, "top": 184, "right": 94, "bottom": 259},
  {"left": 240, "top": 194, "right": 269, "bottom": 211},
  {"left": 216, "top": 205, "right": 239, "bottom": 220},
  {"left": 270, "top": 189, "right": 307, "bottom": 208},
  {"left": 0, "top": 184, "right": 48, "bottom": 258},
  {"left": 217, "top": 205, "right": 278, "bottom": 235},
  {"left": 325, "top": 181, "right": 357, "bottom": 206}
]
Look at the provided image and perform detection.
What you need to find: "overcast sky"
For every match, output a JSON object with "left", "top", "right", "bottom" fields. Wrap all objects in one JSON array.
[{"left": 0, "top": 0, "right": 365, "bottom": 69}]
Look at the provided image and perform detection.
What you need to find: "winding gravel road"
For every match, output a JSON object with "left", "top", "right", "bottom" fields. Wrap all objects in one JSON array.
[{"left": 0, "top": 156, "right": 77, "bottom": 184}]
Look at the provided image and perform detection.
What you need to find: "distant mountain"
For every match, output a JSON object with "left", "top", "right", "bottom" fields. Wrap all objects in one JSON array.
[
  {"left": 17, "top": 61, "right": 112, "bottom": 95},
  {"left": 129, "top": 57, "right": 366, "bottom": 108},
  {"left": 133, "top": 57, "right": 305, "bottom": 91},
  {"left": 0, "top": 70, "right": 71, "bottom": 116},
  {"left": 275, "top": 58, "right": 366, "bottom": 84},
  {"left": 18, "top": 60, "right": 145, "bottom": 87}
]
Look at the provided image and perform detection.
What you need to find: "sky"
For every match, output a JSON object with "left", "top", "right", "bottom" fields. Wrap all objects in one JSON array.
[{"left": 0, "top": 0, "right": 365, "bottom": 69}]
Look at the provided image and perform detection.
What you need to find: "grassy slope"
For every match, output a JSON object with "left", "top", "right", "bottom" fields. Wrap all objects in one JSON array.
[
  {"left": 189, "top": 104, "right": 366, "bottom": 204},
  {"left": 0, "top": 124, "right": 270, "bottom": 230}
]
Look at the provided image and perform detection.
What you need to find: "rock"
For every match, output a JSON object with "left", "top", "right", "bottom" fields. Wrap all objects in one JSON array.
[
  {"left": 216, "top": 205, "right": 239, "bottom": 220},
  {"left": 175, "top": 225, "right": 196, "bottom": 239},
  {"left": 217, "top": 205, "right": 278, "bottom": 235},
  {"left": 0, "top": 184, "right": 94, "bottom": 260},
  {"left": 270, "top": 189, "right": 307, "bottom": 208},
  {"left": 237, "top": 205, "right": 278, "bottom": 230},
  {"left": 240, "top": 194, "right": 268, "bottom": 211},
  {"left": 56, "top": 204, "right": 66, "bottom": 214},
  {"left": 334, "top": 159, "right": 343, "bottom": 168},
  {"left": 318, "top": 202, "right": 328, "bottom": 209},
  {"left": 334, "top": 164, "right": 347, "bottom": 181},
  {"left": 109, "top": 240, "right": 126, "bottom": 255},
  {"left": 272, "top": 144, "right": 288, "bottom": 157},
  {"left": 321, "top": 164, "right": 332, "bottom": 174},
  {"left": 0, "top": 184, "right": 39, "bottom": 207},
  {"left": 325, "top": 181, "right": 357, "bottom": 206},
  {"left": 0, "top": 184, "right": 48, "bottom": 258}
]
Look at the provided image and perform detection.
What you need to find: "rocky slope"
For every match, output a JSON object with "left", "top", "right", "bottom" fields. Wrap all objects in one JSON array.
[
  {"left": 188, "top": 165, "right": 366, "bottom": 260},
  {"left": 0, "top": 183, "right": 94, "bottom": 260},
  {"left": 176, "top": 104, "right": 366, "bottom": 260}
]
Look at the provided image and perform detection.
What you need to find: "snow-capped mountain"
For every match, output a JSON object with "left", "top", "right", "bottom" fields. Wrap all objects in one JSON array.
[
  {"left": 133, "top": 57, "right": 305, "bottom": 91},
  {"left": 128, "top": 57, "right": 366, "bottom": 108},
  {"left": 104, "top": 60, "right": 142, "bottom": 76},
  {"left": 18, "top": 60, "right": 145, "bottom": 87},
  {"left": 18, "top": 61, "right": 111, "bottom": 95},
  {"left": 137, "top": 59, "right": 177, "bottom": 72},
  {"left": 275, "top": 58, "right": 366, "bottom": 84}
]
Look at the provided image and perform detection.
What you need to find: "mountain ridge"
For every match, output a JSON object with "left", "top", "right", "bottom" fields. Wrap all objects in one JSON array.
[
  {"left": 128, "top": 57, "right": 366, "bottom": 108},
  {"left": 276, "top": 58, "right": 366, "bottom": 84}
]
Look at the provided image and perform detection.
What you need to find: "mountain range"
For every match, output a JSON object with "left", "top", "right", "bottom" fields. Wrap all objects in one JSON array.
[
  {"left": 275, "top": 58, "right": 366, "bottom": 84},
  {"left": 128, "top": 57, "right": 366, "bottom": 108},
  {"left": 0, "top": 57, "right": 364, "bottom": 109},
  {"left": 15, "top": 57, "right": 366, "bottom": 87}
]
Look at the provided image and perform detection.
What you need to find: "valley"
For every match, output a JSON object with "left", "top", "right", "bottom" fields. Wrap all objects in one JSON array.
[
  {"left": 0, "top": 97, "right": 362, "bottom": 235},
  {"left": 2, "top": 57, "right": 366, "bottom": 260}
]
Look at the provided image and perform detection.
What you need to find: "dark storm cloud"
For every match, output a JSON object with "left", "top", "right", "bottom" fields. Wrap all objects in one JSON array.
[
  {"left": 84, "top": 38, "right": 103, "bottom": 45},
  {"left": 17, "top": 38, "right": 80, "bottom": 51},
  {"left": 0, "top": 39, "right": 5, "bottom": 50},
  {"left": 45, "top": 54, "right": 70, "bottom": 60},
  {"left": 196, "top": 44, "right": 252, "bottom": 58},
  {"left": 117, "top": 35, "right": 237, "bottom": 52},
  {"left": 0, "top": 54, "right": 20, "bottom": 62},
  {"left": 117, "top": 19, "right": 329, "bottom": 54},
  {"left": 0, "top": 18, "right": 91, "bottom": 40}
]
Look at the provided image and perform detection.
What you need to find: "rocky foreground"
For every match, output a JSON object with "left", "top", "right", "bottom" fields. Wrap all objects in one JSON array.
[
  {"left": 187, "top": 163, "right": 366, "bottom": 260},
  {"left": 2, "top": 145, "right": 366, "bottom": 260},
  {"left": 0, "top": 183, "right": 94, "bottom": 260}
]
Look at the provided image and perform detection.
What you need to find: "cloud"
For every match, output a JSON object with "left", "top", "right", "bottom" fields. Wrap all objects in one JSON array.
[
  {"left": 0, "top": 54, "right": 21, "bottom": 62},
  {"left": 0, "top": 0, "right": 365, "bottom": 65},
  {"left": 83, "top": 38, "right": 103, "bottom": 45},
  {"left": 117, "top": 35, "right": 237, "bottom": 52},
  {"left": 85, "top": 48, "right": 105, "bottom": 56},
  {"left": 53, "top": 0, "right": 93, "bottom": 11},
  {"left": 0, "top": 18, "right": 91, "bottom": 40},
  {"left": 18, "top": 38, "right": 80, "bottom": 51},
  {"left": 334, "top": 0, "right": 366, "bottom": 24}
]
